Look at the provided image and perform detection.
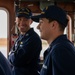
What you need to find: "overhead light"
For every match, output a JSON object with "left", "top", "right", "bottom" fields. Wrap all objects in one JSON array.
[
  {"left": 47, "top": 0, "right": 51, "bottom": 1},
  {"left": 40, "top": 1, "right": 54, "bottom": 10}
]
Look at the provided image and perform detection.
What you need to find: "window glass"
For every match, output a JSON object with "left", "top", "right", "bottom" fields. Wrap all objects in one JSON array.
[{"left": 31, "top": 21, "right": 48, "bottom": 60}]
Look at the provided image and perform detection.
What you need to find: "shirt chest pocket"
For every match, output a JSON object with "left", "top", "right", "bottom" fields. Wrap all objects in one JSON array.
[{"left": 40, "top": 52, "right": 52, "bottom": 75}]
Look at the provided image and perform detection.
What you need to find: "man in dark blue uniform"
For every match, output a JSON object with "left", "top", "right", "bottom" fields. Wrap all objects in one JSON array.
[
  {"left": 31, "top": 5, "right": 75, "bottom": 75},
  {"left": 0, "top": 52, "right": 12, "bottom": 75},
  {"left": 8, "top": 7, "right": 42, "bottom": 75}
]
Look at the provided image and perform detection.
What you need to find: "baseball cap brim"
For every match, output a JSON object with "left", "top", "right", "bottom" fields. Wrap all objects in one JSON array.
[
  {"left": 31, "top": 14, "right": 68, "bottom": 27},
  {"left": 31, "top": 14, "right": 46, "bottom": 22}
]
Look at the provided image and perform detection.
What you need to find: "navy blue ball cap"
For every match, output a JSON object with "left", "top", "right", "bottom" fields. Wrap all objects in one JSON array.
[
  {"left": 31, "top": 5, "right": 68, "bottom": 27},
  {"left": 16, "top": 7, "right": 32, "bottom": 19}
]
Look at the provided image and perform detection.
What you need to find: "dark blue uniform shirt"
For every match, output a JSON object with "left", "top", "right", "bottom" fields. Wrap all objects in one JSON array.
[
  {"left": 0, "top": 52, "right": 12, "bottom": 75},
  {"left": 8, "top": 28, "right": 42, "bottom": 75},
  {"left": 40, "top": 35, "right": 75, "bottom": 75}
]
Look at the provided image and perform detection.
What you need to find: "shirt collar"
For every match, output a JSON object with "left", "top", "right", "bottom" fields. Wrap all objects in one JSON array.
[
  {"left": 50, "top": 34, "right": 67, "bottom": 47},
  {"left": 25, "top": 28, "right": 34, "bottom": 36},
  {"left": 44, "top": 35, "right": 67, "bottom": 57},
  {"left": 20, "top": 28, "right": 34, "bottom": 37}
]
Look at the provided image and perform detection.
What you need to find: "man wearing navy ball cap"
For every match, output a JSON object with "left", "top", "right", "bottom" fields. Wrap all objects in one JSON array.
[
  {"left": 8, "top": 7, "right": 42, "bottom": 75},
  {"left": 32, "top": 5, "right": 75, "bottom": 75}
]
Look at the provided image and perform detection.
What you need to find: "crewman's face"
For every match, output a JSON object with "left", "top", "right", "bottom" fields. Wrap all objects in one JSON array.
[
  {"left": 37, "top": 18, "right": 53, "bottom": 41},
  {"left": 15, "top": 17, "right": 32, "bottom": 34}
]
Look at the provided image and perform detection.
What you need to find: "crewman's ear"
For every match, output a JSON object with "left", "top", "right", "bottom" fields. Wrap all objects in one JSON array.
[
  {"left": 30, "top": 19, "right": 33, "bottom": 24},
  {"left": 51, "top": 21, "right": 58, "bottom": 29}
]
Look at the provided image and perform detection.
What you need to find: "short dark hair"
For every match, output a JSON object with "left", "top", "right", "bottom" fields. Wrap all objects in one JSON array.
[
  {"left": 46, "top": 18, "right": 66, "bottom": 31},
  {"left": 58, "top": 23, "right": 66, "bottom": 31}
]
